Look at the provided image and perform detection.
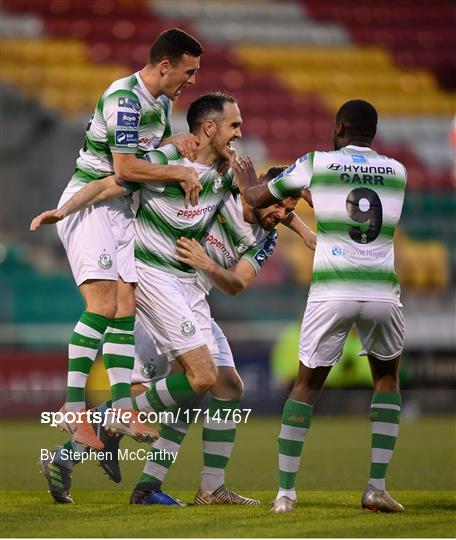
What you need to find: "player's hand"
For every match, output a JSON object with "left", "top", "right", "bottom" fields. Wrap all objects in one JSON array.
[
  {"left": 176, "top": 166, "right": 201, "bottom": 208},
  {"left": 30, "top": 209, "right": 65, "bottom": 231},
  {"left": 301, "top": 189, "right": 313, "bottom": 208},
  {"left": 232, "top": 155, "right": 259, "bottom": 193},
  {"left": 216, "top": 146, "right": 237, "bottom": 176},
  {"left": 302, "top": 228, "right": 317, "bottom": 251},
  {"left": 167, "top": 133, "right": 199, "bottom": 161},
  {"left": 175, "top": 237, "right": 213, "bottom": 271}
]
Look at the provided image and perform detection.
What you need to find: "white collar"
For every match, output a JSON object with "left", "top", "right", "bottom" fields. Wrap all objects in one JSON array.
[
  {"left": 344, "top": 145, "right": 372, "bottom": 152},
  {"left": 135, "top": 71, "right": 155, "bottom": 102}
]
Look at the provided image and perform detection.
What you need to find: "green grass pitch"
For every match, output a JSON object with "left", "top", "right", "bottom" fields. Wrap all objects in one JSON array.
[{"left": 1, "top": 416, "right": 455, "bottom": 537}]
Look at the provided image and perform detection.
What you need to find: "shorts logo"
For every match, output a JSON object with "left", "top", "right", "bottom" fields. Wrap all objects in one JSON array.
[
  {"left": 140, "top": 361, "right": 157, "bottom": 380},
  {"left": 331, "top": 246, "right": 343, "bottom": 256},
  {"left": 98, "top": 251, "right": 113, "bottom": 269},
  {"left": 181, "top": 320, "right": 196, "bottom": 337},
  {"left": 115, "top": 130, "right": 138, "bottom": 146},
  {"left": 212, "top": 176, "right": 223, "bottom": 193},
  {"left": 118, "top": 97, "right": 141, "bottom": 111},
  {"left": 117, "top": 111, "right": 139, "bottom": 127}
]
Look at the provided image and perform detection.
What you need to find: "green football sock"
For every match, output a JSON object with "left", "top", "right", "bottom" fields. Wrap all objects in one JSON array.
[
  {"left": 66, "top": 311, "right": 110, "bottom": 412},
  {"left": 277, "top": 399, "right": 313, "bottom": 500},
  {"left": 201, "top": 397, "right": 240, "bottom": 492},
  {"left": 102, "top": 316, "right": 135, "bottom": 409},
  {"left": 138, "top": 373, "right": 197, "bottom": 413},
  {"left": 368, "top": 391, "right": 401, "bottom": 491},
  {"left": 137, "top": 407, "right": 194, "bottom": 489}
]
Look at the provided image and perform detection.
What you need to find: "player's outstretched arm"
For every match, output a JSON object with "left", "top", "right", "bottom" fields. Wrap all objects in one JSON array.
[
  {"left": 30, "top": 176, "right": 123, "bottom": 231},
  {"left": 113, "top": 153, "right": 201, "bottom": 208},
  {"left": 175, "top": 237, "right": 256, "bottom": 296},
  {"left": 160, "top": 133, "right": 199, "bottom": 161},
  {"left": 281, "top": 212, "right": 317, "bottom": 251}
]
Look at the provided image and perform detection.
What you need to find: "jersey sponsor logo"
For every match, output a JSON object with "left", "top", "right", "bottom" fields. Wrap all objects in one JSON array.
[
  {"left": 139, "top": 136, "right": 161, "bottom": 148},
  {"left": 352, "top": 154, "right": 367, "bottom": 164},
  {"left": 118, "top": 97, "right": 141, "bottom": 111},
  {"left": 327, "top": 163, "right": 342, "bottom": 170},
  {"left": 253, "top": 232, "right": 277, "bottom": 267},
  {"left": 263, "top": 232, "right": 278, "bottom": 255},
  {"left": 203, "top": 232, "right": 236, "bottom": 266},
  {"left": 331, "top": 245, "right": 382, "bottom": 259},
  {"left": 181, "top": 320, "right": 196, "bottom": 336},
  {"left": 140, "top": 361, "right": 157, "bottom": 380},
  {"left": 117, "top": 111, "right": 139, "bottom": 127},
  {"left": 329, "top": 164, "right": 395, "bottom": 174},
  {"left": 115, "top": 130, "right": 138, "bottom": 147},
  {"left": 176, "top": 205, "right": 217, "bottom": 219},
  {"left": 98, "top": 251, "right": 113, "bottom": 270},
  {"left": 139, "top": 137, "right": 152, "bottom": 146},
  {"left": 254, "top": 250, "right": 266, "bottom": 265}
]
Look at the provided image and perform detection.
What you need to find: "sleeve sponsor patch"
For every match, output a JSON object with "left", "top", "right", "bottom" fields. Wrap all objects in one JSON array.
[
  {"left": 117, "top": 111, "right": 140, "bottom": 127},
  {"left": 115, "top": 130, "right": 138, "bottom": 147},
  {"left": 117, "top": 97, "right": 141, "bottom": 111},
  {"left": 253, "top": 231, "right": 277, "bottom": 268}
]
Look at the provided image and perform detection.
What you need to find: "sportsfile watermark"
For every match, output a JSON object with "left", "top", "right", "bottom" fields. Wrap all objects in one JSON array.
[{"left": 40, "top": 408, "right": 252, "bottom": 427}]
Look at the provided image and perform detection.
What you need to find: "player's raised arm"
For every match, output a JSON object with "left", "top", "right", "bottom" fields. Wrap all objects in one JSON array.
[
  {"left": 241, "top": 154, "right": 314, "bottom": 209},
  {"left": 30, "top": 176, "right": 123, "bottom": 231},
  {"left": 175, "top": 237, "right": 256, "bottom": 296}
]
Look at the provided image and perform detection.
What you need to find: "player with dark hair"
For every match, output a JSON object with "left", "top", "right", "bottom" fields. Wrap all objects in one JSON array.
[
  {"left": 149, "top": 27, "right": 204, "bottom": 66},
  {"left": 235, "top": 99, "right": 407, "bottom": 513},
  {"left": 32, "top": 27, "right": 204, "bottom": 451}
]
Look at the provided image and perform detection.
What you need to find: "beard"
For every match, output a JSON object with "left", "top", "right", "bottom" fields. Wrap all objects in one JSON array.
[{"left": 253, "top": 207, "right": 274, "bottom": 231}]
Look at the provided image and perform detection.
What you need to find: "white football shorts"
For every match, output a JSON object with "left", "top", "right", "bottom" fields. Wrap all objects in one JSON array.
[
  {"left": 131, "top": 318, "right": 234, "bottom": 387},
  {"left": 56, "top": 187, "right": 137, "bottom": 287},
  {"left": 135, "top": 264, "right": 219, "bottom": 360},
  {"left": 299, "top": 300, "right": 404, "bottom": 368}
]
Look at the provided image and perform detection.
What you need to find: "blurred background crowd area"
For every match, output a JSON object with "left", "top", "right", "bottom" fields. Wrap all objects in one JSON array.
[{"left": 0, "top": 0, "right": 455, "bottom": 409}]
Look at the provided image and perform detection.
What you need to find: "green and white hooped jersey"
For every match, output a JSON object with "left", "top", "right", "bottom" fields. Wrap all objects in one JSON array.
[
  {"left": 268, "top": 145, "right": 407, "bottom": 302},
  {"left": 68, "top": 71, "right": 172, "bottom": 189},
  {"left": 131, "top": 144, "right": 236, "bottom": 277},
  {"left": 197, "top": 193, "right": 278, "bottom": 293}
]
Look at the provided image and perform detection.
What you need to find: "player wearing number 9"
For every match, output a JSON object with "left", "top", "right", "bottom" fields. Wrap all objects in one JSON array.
[{"left": 234, "top": 99, "right": 407, "bottom": 514}]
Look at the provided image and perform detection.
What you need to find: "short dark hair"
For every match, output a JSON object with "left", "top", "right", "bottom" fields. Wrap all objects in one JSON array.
[
  {"left": 149, "top": 27, "right": 203, "bottom": 65},
  {"left": 187, "top": 92, "right": 237, "bottom": 133},
  {"left": 336, "top": 99, "right": 378, "bottom": 140},
  {"left": 263, "top": 166, "right": 287, "bottom": 182}
]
